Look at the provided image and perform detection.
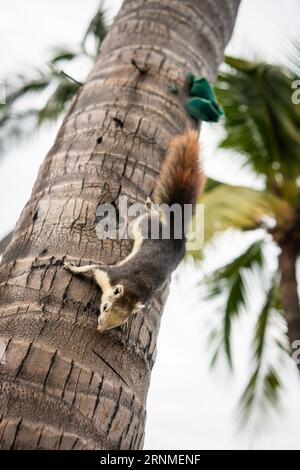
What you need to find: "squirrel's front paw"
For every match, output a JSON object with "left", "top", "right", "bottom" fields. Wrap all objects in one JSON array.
[{"left": 63, "top": 261, "right": 77, "bottom": 272}]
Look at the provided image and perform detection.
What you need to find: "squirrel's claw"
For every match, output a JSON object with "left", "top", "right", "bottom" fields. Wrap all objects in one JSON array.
[{"left": 63, "top": 261, "right": 77, "bottom": 271}]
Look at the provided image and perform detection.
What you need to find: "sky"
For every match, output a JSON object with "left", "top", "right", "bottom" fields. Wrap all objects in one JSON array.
[{"left": 1, "top": 0, "right": 300, "bottom": 450}]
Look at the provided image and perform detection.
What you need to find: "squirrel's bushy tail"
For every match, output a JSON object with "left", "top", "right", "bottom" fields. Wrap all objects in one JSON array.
[{"left": 153, "top": 130, "right": 205, "bottom": 221}]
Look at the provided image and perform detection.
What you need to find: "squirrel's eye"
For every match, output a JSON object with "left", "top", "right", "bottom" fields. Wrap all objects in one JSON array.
[
  {"left": 113, "top": 285, "right": 123, "bottom": 296},
  {"left": 103, "top": 303, "right": 109, "bottom": 312}
]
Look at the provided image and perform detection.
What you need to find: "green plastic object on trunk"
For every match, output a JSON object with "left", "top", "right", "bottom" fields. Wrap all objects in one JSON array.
[{"left": 185, "top": 73, "right": 224, "bottom": 122}]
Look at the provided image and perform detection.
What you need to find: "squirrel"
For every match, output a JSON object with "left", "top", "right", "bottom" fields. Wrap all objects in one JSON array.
[{"left": 64, "top": 130, "right": 205, "bottom": 331}]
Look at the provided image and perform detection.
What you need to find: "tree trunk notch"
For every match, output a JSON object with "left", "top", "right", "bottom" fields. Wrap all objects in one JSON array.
[{"left": 0, "top": 0, "right": 240, "bottom": 450}]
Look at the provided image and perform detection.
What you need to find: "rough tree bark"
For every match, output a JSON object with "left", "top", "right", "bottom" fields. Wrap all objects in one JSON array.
[
  {"left": 0, "top": 232, "right": 12, "bottom": 260},
  {"left": 0, "top": 0, "right": 240, "bottom": 449},
  {"left": 279, "top": 241, "right": 300, "bottom": 371}
]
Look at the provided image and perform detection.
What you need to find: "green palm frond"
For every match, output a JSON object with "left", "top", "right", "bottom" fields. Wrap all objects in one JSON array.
[
  {"left": 0, "top": 4, "right": 108, "bottom": 157},
  {"left": 237, "top": 275, "right": 290, "bottom": 428},
  {"left": 0, "top": 71, "right": 79, "bottom": 153},
  {"left": 191, "top": 180, "right": 291, "bottom": 259},
  {"left": 203, "top": 177, "right": 221, "bottom": 192},
  {"left": 203, "top": 239, "right": 266, "bottom": 367},
  {"left": 216, "top": 57, "right": 300, "bottom": 199},
  {"left": 37, "top": 79, "right": 79, "bottom": 123},
  {"left": 0, "top": 109, "right": 39, "bottom": 153},
  {"left": 0, "top": 71, "right": 50, "bottom": 151},
  {"left": 5, "top": 74, "right": 51, "bottom": 105},
  {"left": 82, "top": 2, "right": 108, "bottom": 56},
  {"left": 49, "top": 48, "right": 78, "bottom": 65}
]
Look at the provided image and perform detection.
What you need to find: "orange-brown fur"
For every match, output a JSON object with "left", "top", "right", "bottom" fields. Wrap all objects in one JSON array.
[{"left": 153, "top": 130, "right": 205, "bottom": 221}]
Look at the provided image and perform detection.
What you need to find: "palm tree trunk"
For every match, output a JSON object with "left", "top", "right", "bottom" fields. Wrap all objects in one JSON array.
[
  {"left": 279, "top": 241, "right": 300, "bottom": 371},
  {"left": 0, "top": 231, "right": 12, "bottom": 259},
  {"left": 0, "top": 0, "right": 240, "bottom": 449}
]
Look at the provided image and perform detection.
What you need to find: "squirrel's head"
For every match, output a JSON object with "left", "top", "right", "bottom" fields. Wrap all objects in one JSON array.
[{"left": 97, "top": 283, "right": 145, "bottom": 332}]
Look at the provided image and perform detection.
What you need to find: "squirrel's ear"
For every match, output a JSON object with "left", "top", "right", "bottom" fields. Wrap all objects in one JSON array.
[{"left": 132, "top": 302, "right": 145, "bottom": 314}]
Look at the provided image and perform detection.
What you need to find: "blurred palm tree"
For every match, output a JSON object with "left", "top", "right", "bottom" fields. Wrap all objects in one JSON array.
[
  {"left": 195, "top": 55, "right": 300, "bottom": 426},
  {"left": 0, "top": 4, "right": 107, "bottom": 154},
  {"left": 0, "top": 4, "right": 108, "bottom": 254},
  {"left": 1, "top": 2, "right": 300, "bottom": 431}
]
